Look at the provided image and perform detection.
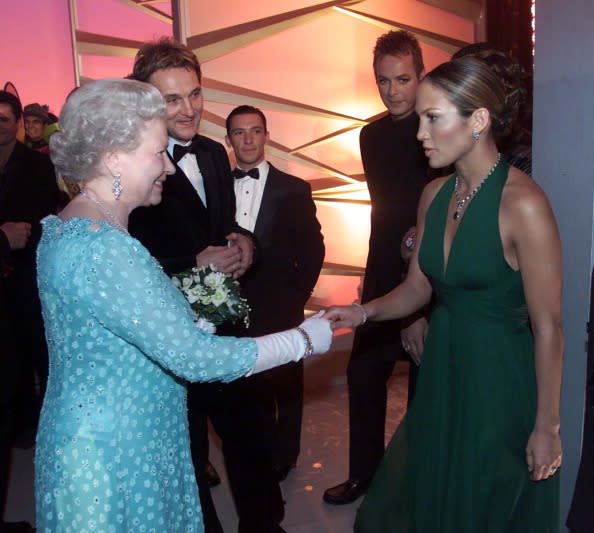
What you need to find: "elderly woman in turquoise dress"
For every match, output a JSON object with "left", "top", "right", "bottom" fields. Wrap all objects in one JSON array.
[{"left": 35, "top": 78, "right": 332, "bottom": 533}]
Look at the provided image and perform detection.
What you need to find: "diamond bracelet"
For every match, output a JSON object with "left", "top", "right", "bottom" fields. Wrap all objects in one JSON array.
[
  {"left": 296, "top": 326, "right": 314, "bottom": 358},
  {"left": 352, "top": 302, "right": 368, "bottom": 325}
]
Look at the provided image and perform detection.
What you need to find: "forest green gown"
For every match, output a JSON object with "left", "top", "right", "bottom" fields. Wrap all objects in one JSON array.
[{"left": 354, "top": 162, "right": 559, "bottom": 532}]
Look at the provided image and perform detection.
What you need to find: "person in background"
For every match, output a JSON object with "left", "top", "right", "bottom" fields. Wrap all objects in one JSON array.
[
  {"left": 35, "top": 78, "right": 332, "bottom": 533},
  {"left": 0, "top": 90, "right": 59, "bottom": 451},
  {"left": 0, "top": 224, "right": 34, "bottom": 533},
  {"left": 23, "top": 103, "right": 50, "bottom": 154},
  {"left": 323, "top": 30, "right": 436, "bottom": 506},
  {"left": 220, "top": 104, "right": 324, "bottom": 507},
  {"left": 127, "top": 37, "right": 256, "bottom": 531},
  {"left": 327, "top": 56, "right": 562, "bottom": 532}
]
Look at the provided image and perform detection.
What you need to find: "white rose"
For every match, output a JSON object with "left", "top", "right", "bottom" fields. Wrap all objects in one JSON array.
[{"left": 211, "top": 287, "right": 228, "bottom": 307}]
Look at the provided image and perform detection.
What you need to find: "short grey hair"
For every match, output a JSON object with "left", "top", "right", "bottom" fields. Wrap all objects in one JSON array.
[{"left": 50, "top": 78, "right": 166, "bottom": 182}]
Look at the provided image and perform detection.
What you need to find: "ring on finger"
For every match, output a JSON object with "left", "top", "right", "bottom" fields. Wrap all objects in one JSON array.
[
  {"left": 403, "top": 343, "right": 411, "bottom": 352},
  {"left": 548, "top": 466, "right": 558, "bottom": 475}
]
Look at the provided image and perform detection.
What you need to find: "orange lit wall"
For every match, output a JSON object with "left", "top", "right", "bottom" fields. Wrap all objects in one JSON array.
[
  {"left": 0, "top": 0, "right": 74, "bottom": 114},
  {"left": 3, "top": 0, "right": 475, "bottom": 308}
]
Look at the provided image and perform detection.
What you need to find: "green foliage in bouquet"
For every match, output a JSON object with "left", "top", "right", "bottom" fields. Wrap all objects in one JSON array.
[{"left": 172, "top": 265, "right": 250, "bottom": 327}]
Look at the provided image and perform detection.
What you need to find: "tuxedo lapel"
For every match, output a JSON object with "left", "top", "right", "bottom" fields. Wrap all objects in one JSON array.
[
  {"left": 193, "top": 141, "right": 224, "bottom": 237},
  {"left": 166, "top": 153, "right": 208, "bottom": 224},
  {"left": 254, "top": 166, "right": 282, "bottom": 241}
]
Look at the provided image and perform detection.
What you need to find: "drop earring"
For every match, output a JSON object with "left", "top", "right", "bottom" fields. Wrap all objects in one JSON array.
[{"left": 112, "top": 173, "right": 123, "bottom": 200}]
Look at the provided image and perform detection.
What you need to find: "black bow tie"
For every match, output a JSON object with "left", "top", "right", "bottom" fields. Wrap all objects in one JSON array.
[
  {"left": 233, "top": 168, "right": 259, "bottom": 180},
  {"left": 173, "top": 144, "right": 193, "bottom": 163}
]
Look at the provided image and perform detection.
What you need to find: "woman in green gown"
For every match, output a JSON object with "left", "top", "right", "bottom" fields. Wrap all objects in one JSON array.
[{"left": 326, "top": 57, "right": 562, "bottom": 532}]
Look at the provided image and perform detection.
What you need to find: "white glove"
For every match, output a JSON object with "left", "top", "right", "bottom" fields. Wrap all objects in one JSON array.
[{"left": 248, "top": 312, "right": 333, "bottom": 376}]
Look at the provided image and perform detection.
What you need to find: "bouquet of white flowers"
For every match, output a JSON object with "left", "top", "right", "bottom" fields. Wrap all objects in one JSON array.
[{"left": 172, "top": 265, "right": 250, "bottom": 332}]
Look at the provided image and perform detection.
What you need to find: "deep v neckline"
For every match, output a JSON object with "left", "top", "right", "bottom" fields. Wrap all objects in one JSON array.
[
  {"left": 441, "top": 176, "right": 465, "bottom": 277},
  {"left": 439, "top": 162, "right": 505, "bottom": 278}
]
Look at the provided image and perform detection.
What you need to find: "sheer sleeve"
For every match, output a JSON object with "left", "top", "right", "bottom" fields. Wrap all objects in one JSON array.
[{"left": 78, "top": 228, "right": 257, "bottom": 383}]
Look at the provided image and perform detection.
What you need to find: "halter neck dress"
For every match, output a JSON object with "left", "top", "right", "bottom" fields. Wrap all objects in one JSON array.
[{"left": 354, "top": 162, "right": 559, "bottom": 532}]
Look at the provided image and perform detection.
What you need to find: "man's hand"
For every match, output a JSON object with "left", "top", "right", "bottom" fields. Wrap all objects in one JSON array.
[
  {"left": 226, "top": 232, "right": 254, "bottom": 279},
  {"left": 1, "top": 222, "right": 32, "bottom": 250},
  {"left": 195, "top": 245, "right": 242, "bottom": 275}
]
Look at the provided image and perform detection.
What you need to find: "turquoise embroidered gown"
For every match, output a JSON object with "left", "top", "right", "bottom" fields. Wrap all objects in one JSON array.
[
  {"left": 35, "top": 216, "right": 258, "bottom": 533},
  {"left": 354, "top": 163, "right": 559, "bottom": 532}
]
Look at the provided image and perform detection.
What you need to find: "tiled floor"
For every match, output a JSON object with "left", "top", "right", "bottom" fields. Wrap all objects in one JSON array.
[{"left": 5, "top": 334, "right": 409, "bottom": 532}]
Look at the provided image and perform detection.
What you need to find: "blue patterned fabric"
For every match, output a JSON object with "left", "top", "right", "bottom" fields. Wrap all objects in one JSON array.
[{"left": 35, "top": 216, "right": 257, "bottom": 533}]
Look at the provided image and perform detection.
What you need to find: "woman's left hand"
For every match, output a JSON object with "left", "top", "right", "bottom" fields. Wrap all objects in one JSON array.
[{"left": 526, "top": 427, "right": 562, "bottom": 481}]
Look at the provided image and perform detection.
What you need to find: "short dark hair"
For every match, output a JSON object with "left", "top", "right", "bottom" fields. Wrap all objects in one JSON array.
[
  {"left": 373, "top": 30, "right": 424, "bottom": 78},
  {"left": 0, "top": 90, "right": 22, "bottom": 121},
  {"left": 132, "top": 37, "right": 202, "bottom": 83},
  {"left": 226, "top": 105, "right": 267, "bottom": 135}
]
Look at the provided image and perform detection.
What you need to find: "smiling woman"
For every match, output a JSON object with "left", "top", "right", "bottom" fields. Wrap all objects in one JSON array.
[{"left": 34, "top": 77, "right": 333, "bottom": 533}]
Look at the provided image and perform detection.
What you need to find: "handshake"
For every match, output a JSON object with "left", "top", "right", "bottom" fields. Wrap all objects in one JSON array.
[{"left": 250, "top": 304, "right": 368, "bottom": 375}]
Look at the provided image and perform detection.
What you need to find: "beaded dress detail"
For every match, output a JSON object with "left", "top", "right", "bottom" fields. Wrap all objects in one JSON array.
[{"left": 35, "top": 216, "right": 257, "bottom": 533}]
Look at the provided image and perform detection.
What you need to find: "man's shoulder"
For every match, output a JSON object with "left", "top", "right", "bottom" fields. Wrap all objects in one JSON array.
[
  {"left": 361, "top": 114, "right": 392, "bottom": 135},
  {"left": 8, "top": 141, "right": 53, "bottom": 171},
  {"left": 267, "top": 163, "right": 310, "bottom": 191},
  {"left": 191, "top": 133, "right": 226, "bottom": 154}
]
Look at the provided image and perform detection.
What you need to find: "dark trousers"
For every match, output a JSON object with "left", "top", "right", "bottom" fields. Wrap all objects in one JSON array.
[
  {"left": 188, "top": 377, "right": 283, "bottom": 533},
  {"left": 261, "top": 360, "right": 304, "bottom": 469},
  {"left": 346, "top": 346, "right": 418, "bottom": 482},
  {"left": 0, "top": 407, "right": 15, "bottom": 521}
]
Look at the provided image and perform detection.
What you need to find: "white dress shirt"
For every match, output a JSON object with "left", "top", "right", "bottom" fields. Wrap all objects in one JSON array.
[
  {"left": 168, "top": 138, "right": 207, "bottom": 206},
  {"left": 233, "top": 161, "right": 269, "bottom": 233}
]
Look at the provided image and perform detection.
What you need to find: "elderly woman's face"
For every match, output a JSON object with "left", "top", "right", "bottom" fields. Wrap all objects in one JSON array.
[{"left": 117, "top": 119, "right": 174, "bottom": 207}]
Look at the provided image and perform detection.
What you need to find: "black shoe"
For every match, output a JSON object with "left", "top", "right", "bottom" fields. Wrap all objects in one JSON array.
[
  {"left": 202, "top": 460, "right": 221, "bottom": 487},
  {"left": 323, "top": 479, "right": 369, "bottom": 505},
  {"left": 275, "top": 462, "right": 297, "bottom": 481}
]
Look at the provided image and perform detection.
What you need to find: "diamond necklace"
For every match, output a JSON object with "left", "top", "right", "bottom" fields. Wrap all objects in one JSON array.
[
  {"left": 453, "top": 153, "right": 501, "bottom": 220},
  {"left": 79, "top": 190, "right": 129, "bottom": 234}
]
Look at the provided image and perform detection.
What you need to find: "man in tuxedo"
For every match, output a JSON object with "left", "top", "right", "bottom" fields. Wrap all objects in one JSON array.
[
  {"left": 1, "top": 90, "right": 58, "bottom": 533},
  {"left": 193, "top": 105, "right": 324, "bottom": 532},
  {"left": 129, "top": 38, "right": 252, "bottom": 278},
  {"left": 323, "top": 30, "right": 432, "bottom": 505},
  {"left": 224, "top": 105, "right": 324, "bottom": 483},
  {"left": 128, "top": 38, "right": 255, "bottom": 532}
]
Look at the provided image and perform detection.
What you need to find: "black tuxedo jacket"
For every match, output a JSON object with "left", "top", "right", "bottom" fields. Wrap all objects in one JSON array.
[
  {"left": 129, "top": 134, "right": 244, "bottom": 275},
  {"left": 225, "top": 163, "right": 324, "bottom": 337},
  {"left": 0, "top": 141, "right": 58, "bottom": 403},
  {"left": 353, "top": 113, "right": 431, "bottom": 357},
  {"left": 0, "top": 141, "right": 59, "bottom": 273}
]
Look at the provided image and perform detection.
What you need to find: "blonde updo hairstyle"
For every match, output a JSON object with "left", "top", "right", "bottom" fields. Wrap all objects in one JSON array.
[
  {"left": 50, "top": 78, "right": 166, "bottom": 182},
  {"left": 424, "top": 56, "right": 519, "bottom": 143}
]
